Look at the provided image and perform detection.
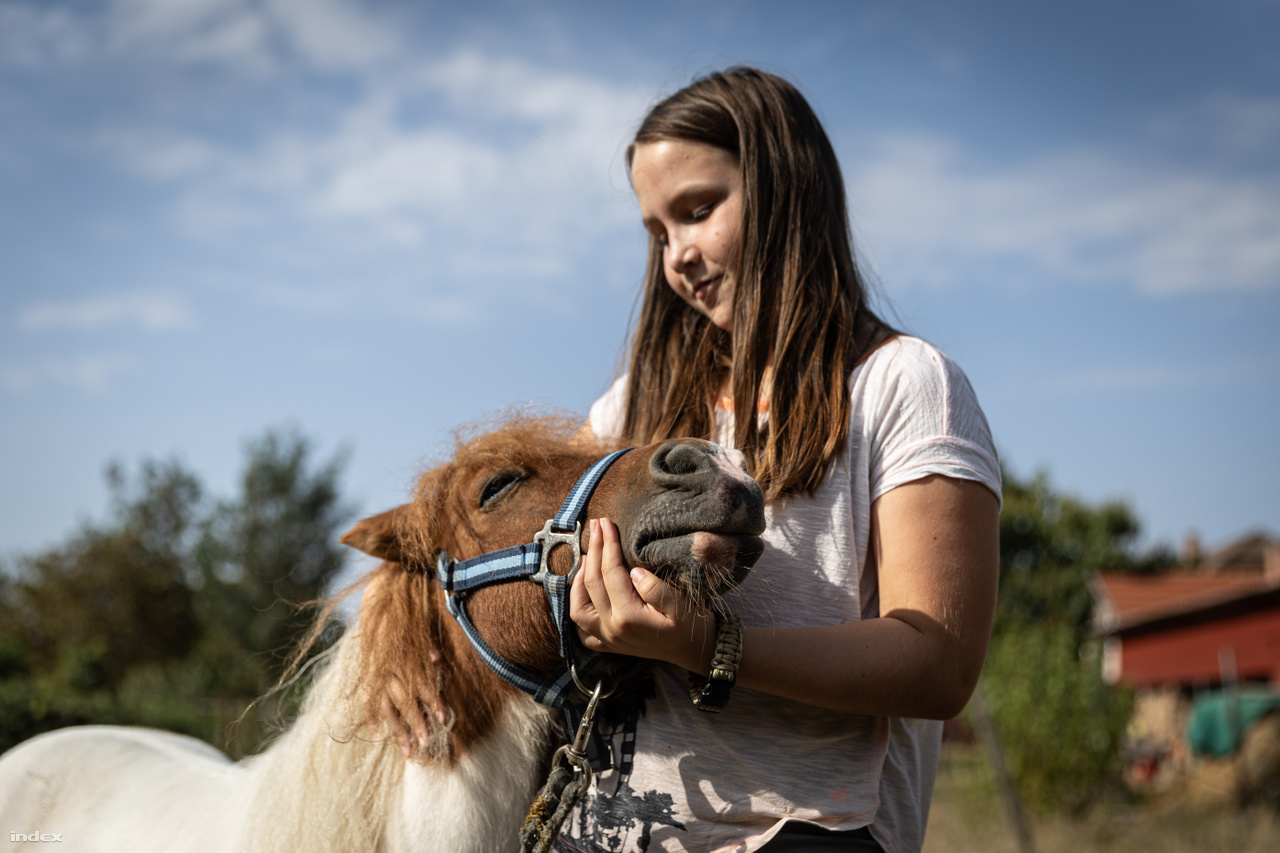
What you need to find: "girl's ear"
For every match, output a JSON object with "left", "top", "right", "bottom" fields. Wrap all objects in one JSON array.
[{"left": 340, "top": 506, "right": 410, "bottom": 563}]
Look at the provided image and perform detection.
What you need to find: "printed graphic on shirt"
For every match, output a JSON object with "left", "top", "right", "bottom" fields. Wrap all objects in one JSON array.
[{"left": 567, "top": 779, "right": 686, "bottom": 853}]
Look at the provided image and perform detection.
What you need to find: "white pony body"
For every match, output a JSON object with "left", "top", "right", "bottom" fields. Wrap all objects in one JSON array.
[{"left": 0, "top": 632, "right": 555, "bottom": 853}]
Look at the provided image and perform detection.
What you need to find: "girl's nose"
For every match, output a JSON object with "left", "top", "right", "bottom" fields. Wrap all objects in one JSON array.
[{"left": 667, "top": 234, "right": 700, "bottom": 273}]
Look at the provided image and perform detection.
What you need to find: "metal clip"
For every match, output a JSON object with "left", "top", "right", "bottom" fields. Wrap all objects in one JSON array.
[
  {"left": 549, "top": 676, "right": 608, "bottom": 793},
  {"left": 569, "top": 680, "right": 605, "bottom": 763}
]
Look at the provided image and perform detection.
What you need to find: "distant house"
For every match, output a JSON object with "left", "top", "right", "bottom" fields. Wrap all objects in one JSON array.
[
  {"left": 1089, "top": 532, "right": 1280, "bottom": 794},
  {"left": 1089, "top": 532, "right": 1280, "bottom": 689}
]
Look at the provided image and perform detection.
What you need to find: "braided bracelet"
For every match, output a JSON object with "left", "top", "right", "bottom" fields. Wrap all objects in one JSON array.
[{"left": 688, "top": 612, "right": 743, "bottom": 713}]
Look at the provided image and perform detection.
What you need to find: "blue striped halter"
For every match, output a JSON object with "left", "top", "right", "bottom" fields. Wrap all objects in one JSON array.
[{"left": 436, "top": 448, "right": 633, "bottom": 711}]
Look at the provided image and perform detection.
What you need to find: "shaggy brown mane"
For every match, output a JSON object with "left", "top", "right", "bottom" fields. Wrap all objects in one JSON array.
[{"left": 395, "top": 414, "right": 604, "bottom": 570}]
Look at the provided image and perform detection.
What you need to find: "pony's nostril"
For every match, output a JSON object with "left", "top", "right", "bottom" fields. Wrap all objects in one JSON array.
[{"left": 651, "top": 441, "right": 713, "bottom": 482}]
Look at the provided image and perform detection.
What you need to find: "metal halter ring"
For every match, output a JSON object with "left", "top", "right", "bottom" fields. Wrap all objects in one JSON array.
[
  {"left": 530, "top": 519, "right": 583, "bottom": 585},
  {"left": 570, "top": 662, "right": 617, "bottom": 700}
]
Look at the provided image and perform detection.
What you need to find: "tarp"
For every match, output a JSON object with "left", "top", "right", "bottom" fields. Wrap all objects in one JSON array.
[{"left": 1187, "top": 688, "right": 1280, "bottom": 757}]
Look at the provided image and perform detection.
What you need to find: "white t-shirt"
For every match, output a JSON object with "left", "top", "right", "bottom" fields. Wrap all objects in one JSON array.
[{"left": 563, "top": 336, "right": 1001, "bottom": 853}]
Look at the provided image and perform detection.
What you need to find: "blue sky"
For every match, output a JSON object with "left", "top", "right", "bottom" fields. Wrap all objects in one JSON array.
[{"left": 1, "top": 0, "right": 1277, "bottom": 561}]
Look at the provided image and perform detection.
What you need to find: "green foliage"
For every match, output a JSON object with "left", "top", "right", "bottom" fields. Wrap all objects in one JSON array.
[
  {"left": 0, "top": 427, "right": 353, "bottom": 756},
  {"left": 193, "top": 429, "right": 354, "bottom": 697},
  {"left": 997, "top": 469, "right": 1148, "bottom": 635},
  {"left": 3, "top": 459, "right": 202, "bottom": 686},
  {"left": 983, "top": 624, "right": 1133, "bottom": 812},
  {"left": 977, "top": 467, "right": 1154, "bottom": 813}
]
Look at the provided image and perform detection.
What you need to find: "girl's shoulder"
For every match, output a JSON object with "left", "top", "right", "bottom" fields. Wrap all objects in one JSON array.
[
  {"left": 853, "top": 335, "right": 968, "bottom": 395},
  {"left": 588, "top": 375, "right": 630, "bottom": 441},
  {"left": 861, "top": 333, "right": 946, "bottom": 365},
  {"left": 851, "top": 335, "right": 994, "bottom": 449}
]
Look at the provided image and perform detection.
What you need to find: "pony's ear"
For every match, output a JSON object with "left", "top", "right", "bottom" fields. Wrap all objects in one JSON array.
[{"left": 340, "top": 506, "right": 410, "bottom": 563}]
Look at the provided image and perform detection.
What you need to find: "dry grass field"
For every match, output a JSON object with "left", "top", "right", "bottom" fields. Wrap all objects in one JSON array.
[{"left": 924, "top": 746, "right": 1280, "bottom": 853}]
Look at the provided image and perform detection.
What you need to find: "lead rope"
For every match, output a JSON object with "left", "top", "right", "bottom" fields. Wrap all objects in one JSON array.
[{"left": 520, "top": 675, "right": 614, "bottom": 853}]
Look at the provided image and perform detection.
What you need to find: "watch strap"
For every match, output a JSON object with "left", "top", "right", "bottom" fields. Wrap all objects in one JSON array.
[{"left": 688, "top": 612, "right": 743, "bottom": 713}]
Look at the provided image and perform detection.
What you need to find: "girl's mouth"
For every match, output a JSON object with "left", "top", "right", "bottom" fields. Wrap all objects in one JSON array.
[{"left": 693, "top": 274, "right": 720, "bottom": 300}]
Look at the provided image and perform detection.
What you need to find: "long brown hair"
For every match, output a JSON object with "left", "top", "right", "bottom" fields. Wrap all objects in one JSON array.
[{"left": 620, "top": 67, "right": 891, "bottom": 500}]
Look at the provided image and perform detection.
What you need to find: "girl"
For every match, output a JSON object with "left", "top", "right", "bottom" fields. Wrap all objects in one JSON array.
[{"left": 564, "top": 67, "right": 1001, "bottom": 853}]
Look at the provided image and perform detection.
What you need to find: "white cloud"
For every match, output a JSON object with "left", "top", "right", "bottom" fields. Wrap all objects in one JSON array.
[
  {"left": 259, "top": 280, "right": 475, "bottom": 324},
  {"left": 422, "top": 48, "right": 641, "bottom": 130},
  {"left": 107, "top": 0, "right": 270, "bottom": 66},
  {"left": 21, "top": 292, "right": 195, "bottom": 331},
  {"left": 995, "top": 352, "right": 1280, "bottom": 400},
  {"left": 42, "top": 1, "right": 1279, "bottom": 305},
  {"left": 7, "top": 1, "right": 649, "bottom": 319},
  {"left": 263, "top": 0, "right": 399, "bottom": 69},
  {"left": 2, "top": 0, "right": 399, "bottom": 73},
  {"left": 849, "top": 135, "right": 1280, "bottom": 295},
  {"left": 311, "top": 123, "right": 505, "bottom": 219},
  {"left": 1151, "top": 92, "right": 1280, "bottom": 156},
  {"left": 0, "top": 354, "right": 135, "bottom": 393},
  {"left": 0, "top": 3, "right": 91, "bottom": 66},
  {"left": 91, "top": 46, "right": 649, "bottom": 301},
  {"left": 95, "top": 130, "right": 226, "bottom": 181}
]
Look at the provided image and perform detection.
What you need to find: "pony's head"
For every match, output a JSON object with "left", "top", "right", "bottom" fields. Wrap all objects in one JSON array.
[{"left": 340, "top": 416, "right": 765, "bottom": 763}]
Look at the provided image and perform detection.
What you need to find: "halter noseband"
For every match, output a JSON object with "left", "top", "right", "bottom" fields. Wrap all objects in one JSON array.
[{"left": 436, "top": 448, "right": 633, "bottom": 710}]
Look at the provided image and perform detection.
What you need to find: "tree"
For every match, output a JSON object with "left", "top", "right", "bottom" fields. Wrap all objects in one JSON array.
[
  {"left": 193, "top": 428, "right": 354, "bottom": 696},
  {"left": 1, "top": 459, "right": 203, "bottom": 689},
  {"left": 977, "top": 467, "right": 1166, "bottom": 812},
  {"left": 0, "top": 427, "right": 354, "bottom": 755}
]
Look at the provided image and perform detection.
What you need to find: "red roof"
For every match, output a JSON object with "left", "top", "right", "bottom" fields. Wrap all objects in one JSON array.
[{"left": 1091, "top": 571, "right": 1278, "bottom": 633}]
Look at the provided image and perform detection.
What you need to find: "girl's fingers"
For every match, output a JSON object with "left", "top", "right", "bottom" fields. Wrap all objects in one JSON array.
[
  {"left": 380, "top": 691, "right": 412, "bottom": 757},
  {"left": 572, "top": 517, "right": 703, "bottom": 664},
  {"left": 383, "top": 678, "right": 413, "bottom": 756},
  {"left": 595, "top": 518, "right": 641, "bottom": 606},
  {"left": 572, "top": 518, "right": 609, "bottom": 640},
  {"left": 386, "top": 675, "right": 430, "bottom": 758},
  {"left": 583, "top": 518, "right": 613, "bottom": 619},
  {"left": 570, "top": 569, "right": 601, "bottom": 643},
  {"left": 569, "top": 567, "right": 595, "bottom": 624},
  {"left": 627, "top": 564, "right": 686, "bottom": 618}
]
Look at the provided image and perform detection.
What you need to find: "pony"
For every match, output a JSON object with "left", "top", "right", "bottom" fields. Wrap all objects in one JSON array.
[{"left": 0, "top": 417, "right": 766, "bottom": 853}]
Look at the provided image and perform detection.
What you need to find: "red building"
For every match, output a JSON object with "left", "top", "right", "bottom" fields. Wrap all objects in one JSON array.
[
  {"left": 1089, "top": 534, "right": 1280, "bottom": 798},
  {"left": 1089, "top": 533, "right": 1280, "bottom": 689}
]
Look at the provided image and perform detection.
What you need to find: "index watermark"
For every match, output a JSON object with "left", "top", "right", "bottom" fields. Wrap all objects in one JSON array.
[{"left": 9, "top": 832, "right": 62, "bottom": 843}]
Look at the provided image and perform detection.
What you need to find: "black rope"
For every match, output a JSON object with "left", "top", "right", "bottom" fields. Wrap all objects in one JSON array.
[{"left": 520, "top": 758, "right": 588, "bottom": 853}]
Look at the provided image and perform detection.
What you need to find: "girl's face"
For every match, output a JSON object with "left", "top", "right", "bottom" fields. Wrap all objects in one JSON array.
[{"left": 630, "top": 139, "right": 742, "bottom": 333}]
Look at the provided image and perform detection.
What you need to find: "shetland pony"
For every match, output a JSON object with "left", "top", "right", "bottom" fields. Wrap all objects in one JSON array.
[{"left": 0, "top": 418, "right": 765, "bottom": 853}]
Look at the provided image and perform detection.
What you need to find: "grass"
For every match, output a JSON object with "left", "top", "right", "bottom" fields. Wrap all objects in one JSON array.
[{"left": 924, "top": 745, "right": 1280, "bottom": 853}]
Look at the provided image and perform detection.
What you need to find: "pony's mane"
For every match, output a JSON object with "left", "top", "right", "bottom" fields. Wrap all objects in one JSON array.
[
  {"left": 396, "top": 413, "right": 600, "bottom": 569},
  {"left": 242, "top": 634, "right": 401, "bottom": 853}
]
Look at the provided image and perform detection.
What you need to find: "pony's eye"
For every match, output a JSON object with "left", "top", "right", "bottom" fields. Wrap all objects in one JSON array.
[{"left": 479, "top": 471, "right": 524, "bottom": 508}]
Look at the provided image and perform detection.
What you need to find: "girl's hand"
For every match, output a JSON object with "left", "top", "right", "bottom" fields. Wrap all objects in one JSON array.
[
  {"left": 362, "top": 571, "right": 449, "bottom": 759},
  {"left": 570, "top": 517, "right": 714, "bottom": 673},
  {"left": 378, "top": 673, "right": 448, "bottom": 759}
]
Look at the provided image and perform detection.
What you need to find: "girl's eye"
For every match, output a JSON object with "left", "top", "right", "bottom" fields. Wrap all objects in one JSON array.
[
  {"left": 479, "top": 471, "right": 524, "bottom": 507},
  {"left": 691, "top": 205, "right": 713, "bottom": 221}
]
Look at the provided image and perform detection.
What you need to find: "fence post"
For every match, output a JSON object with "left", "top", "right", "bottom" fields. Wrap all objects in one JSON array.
[{"left": 969, "top": 683, "right": 1037, "bottom": 853}]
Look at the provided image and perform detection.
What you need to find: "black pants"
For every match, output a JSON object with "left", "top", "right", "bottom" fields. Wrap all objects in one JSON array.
[{"left": 756, "top": 822, "right": 884, "bottom": 852}]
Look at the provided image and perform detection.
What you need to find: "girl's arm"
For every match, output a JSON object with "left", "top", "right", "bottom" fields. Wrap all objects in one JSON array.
[{"left": 570, "top": 473, "right": 1000, "bottom": 720}]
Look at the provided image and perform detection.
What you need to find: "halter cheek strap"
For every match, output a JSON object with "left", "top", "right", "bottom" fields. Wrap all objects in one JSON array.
[{"left": 437, "top": 448, "right": 633, "bottom": 710}]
